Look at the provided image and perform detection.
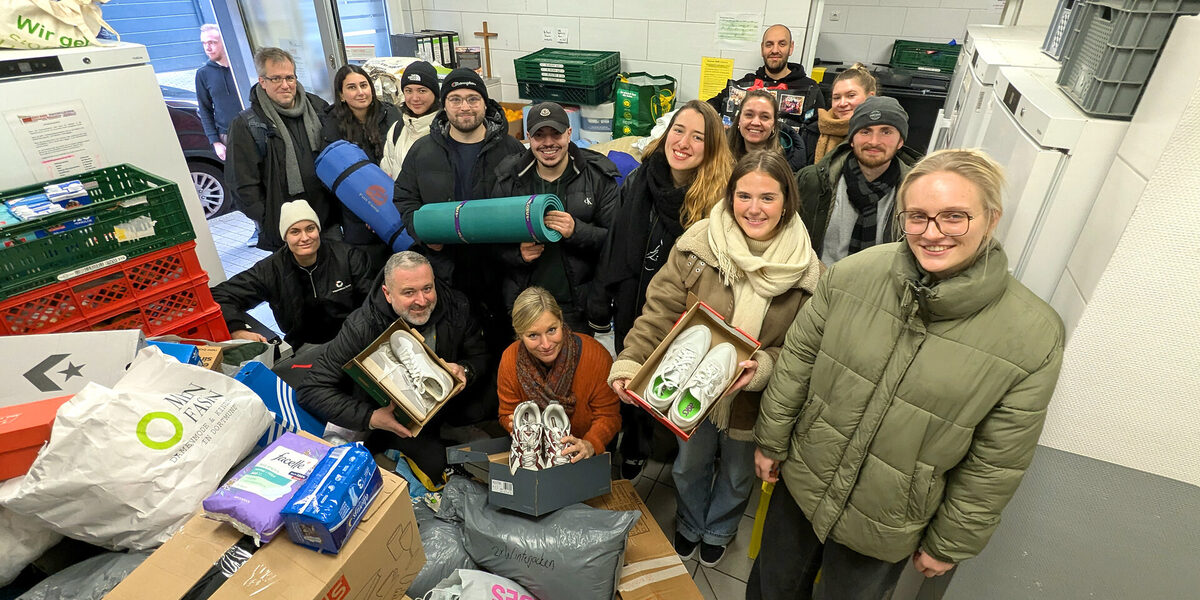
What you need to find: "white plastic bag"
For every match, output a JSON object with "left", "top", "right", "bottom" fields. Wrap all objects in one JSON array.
[
  {"left": 0, "top": 505, "right": 61, "bottom": 586},
  {"left": 1, "top": 347, "right": 271, "bottom": 550},
  {"left": 0, "top": 0, "right": 118, "bottom": 50},
  {"left": 423, "top": 569, "right": 535, "bottom": 600}
]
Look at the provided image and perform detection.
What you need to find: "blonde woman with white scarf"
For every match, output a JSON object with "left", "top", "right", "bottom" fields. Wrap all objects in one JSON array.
[{"left": 608, "top": 150, "right": 823, "bottom": 567}]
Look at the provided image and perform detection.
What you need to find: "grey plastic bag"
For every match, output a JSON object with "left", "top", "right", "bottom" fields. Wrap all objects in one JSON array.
[
  {"left": 456, "top": 479, "right": 640, "bottom": 600},
  {"left": 408, "top": 502, "right": 477, "bottom": 598},
  {"left": 17, "top": 551, "right": 150, "bottom": 600}
]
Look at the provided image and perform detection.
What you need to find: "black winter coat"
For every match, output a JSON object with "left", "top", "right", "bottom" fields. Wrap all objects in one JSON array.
[
  {"left": 491, "top": 144, "right": 619, "bottom": 320},
  {"left": 297, "top": 276, "right": 489, "bottom": 431},
  {"left": 319, "top": 101, "right": 403, "bottom": 246},
  {"left": 225, "top": 87, "right": 334, "bottom": 251},
  {"left": 210, "top": 239, "right": 373, "bottom": 348}
]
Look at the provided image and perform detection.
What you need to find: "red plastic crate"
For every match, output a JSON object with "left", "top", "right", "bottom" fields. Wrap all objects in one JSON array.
[
  {"left": 0, "top": 241, "right": 206, "bottom": 335},
  {"left": 83, "top": 274, "right": 217, "bottom": 336},
  {"left": 163, "top": 305, "right": 230, "bottom": 341}
]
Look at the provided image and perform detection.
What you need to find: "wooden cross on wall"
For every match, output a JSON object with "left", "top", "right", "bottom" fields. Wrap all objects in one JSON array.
[{"left": 474, "top": 21, "right": 498, "bottom": 78}]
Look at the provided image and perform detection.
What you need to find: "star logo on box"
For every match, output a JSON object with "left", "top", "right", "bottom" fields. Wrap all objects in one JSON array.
[{"left": 23, "top": 354, "right": 85, "bottom": 392}]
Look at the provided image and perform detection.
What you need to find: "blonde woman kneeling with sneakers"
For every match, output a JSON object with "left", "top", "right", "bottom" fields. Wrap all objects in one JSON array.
[
  {"left": 608, "top": 150, "right": 823, "bottom": 567},
  {"left": 499, "top": 287, "right": 621, "bottom": 474}
]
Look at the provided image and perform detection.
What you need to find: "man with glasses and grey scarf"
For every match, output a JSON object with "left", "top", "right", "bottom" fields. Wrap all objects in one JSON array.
[{"left": 226, "top": 47, "right": 337, "bottom": 251}]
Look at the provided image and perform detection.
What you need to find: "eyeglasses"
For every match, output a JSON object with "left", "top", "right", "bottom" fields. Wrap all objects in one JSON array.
[
  {"left": 262, "top": 75, "right": 297, "bottom": 85},
  {"left": 445, "top": 95, "right": 483, "bottom": 107},
  {"left": 897, "top": 210, "right": 975, "bottom": 236}
]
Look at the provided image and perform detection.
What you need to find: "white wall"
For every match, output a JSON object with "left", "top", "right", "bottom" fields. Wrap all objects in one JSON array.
[
  {"left": 403, "top": 0, "right": 814, "bottom": 103},
  {"left": 815, "top": 0, "right": 1003, "bottom": 66}
]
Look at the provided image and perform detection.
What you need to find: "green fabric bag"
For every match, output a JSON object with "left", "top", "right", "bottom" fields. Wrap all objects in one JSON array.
[{"left": 612, "top": 72, "right": 677, "bottom": 139}]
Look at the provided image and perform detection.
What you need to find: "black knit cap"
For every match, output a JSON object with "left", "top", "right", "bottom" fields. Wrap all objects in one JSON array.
[
  {"left": 440, "top": 67, "right": 488, "bottom": 102},
  {"left": 848, "top": 96, "right": 909, "bottom": 141},
  {"left": 400, "top": 61, "right": 439, "bottom": 94}
]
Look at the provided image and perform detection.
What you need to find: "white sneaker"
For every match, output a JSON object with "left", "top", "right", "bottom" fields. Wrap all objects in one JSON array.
[
  {"left": 509, "top": 401, "right": 543, "bottom": 474},
  {"left": 670, "top": 343, "right": 738, "bottom": 431},
  {"left": 643, "top": 325, "right": 712, "bottom": 411},
  {"left": 540, "top": 402, "right": 572, "bottom": 469},
  {"left": 388, "top": 330, "right": 454, "bottom": 417}
]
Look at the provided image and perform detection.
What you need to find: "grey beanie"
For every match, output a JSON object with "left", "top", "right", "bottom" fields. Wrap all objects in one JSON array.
[{"left": 848, "top": 96, "right": 909, "bottom": 141}]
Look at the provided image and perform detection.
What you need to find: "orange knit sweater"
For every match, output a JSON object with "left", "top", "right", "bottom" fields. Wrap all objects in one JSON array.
[{"left": 498, "top": 334, "right": 622, "bottom": 452}]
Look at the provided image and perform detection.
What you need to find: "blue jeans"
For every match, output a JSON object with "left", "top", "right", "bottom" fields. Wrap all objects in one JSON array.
[{"left": 672, "top": 420, "right": 756, "bottom": 547}]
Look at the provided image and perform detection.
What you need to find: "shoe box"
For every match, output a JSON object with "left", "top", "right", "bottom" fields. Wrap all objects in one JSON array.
[
  {"left": 446, "top": 437, "right": 612, "bottom": 517},
  {"left": 586, "top": 479, "right": 704, "bottom": 600},
  {"left": 0, "top": 394, "right": 73, "bottom": 481},
  {"left": 343, "top": 317, "right": 464, "bottom": 435},
  {"left": 105, "top": 453, "right": 426, "bottom": 600},
  {"left": 0, "top": 329, "right": 144, "bottom": 408},
  {"left": 625, "top": 299, "right": 760, "bottom": 440}
]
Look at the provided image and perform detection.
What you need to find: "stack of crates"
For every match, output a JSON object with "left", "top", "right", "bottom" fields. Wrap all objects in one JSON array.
[
  {"left": 1044, "top": 0, "right": 1087, "bottom": 60},
  {"left": 889, "top": 40, "right": 962, "bottom": 74},
  {"left": 0, "top": 164, "right": 229, "bottom": 341},
  {"left": 515, "top": 49, "right": 621, "bottom": 105},
  {"left": 1057, "top": 0, "right": 1200, "bottom": 117}
]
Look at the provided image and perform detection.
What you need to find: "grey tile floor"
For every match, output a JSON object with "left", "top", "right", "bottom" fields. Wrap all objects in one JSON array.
[
  {"left": 208, "top": 211, "right": 280, "bottom": 336},
  {"left": 633, "top": 458, "right": 764, "bottom": 599}
]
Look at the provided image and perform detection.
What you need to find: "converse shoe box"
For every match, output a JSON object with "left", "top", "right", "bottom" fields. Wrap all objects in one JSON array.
[
  {"left": 0, "top": 394, "right": 72, "bottom": 480},
  {"left": 626, "top": 299, "right": 760, "bottom": 441},
  {"left": 343, "top": 317, "right": 464, "bottom": 435},
  {"left": 0, "top": 329, "right": 144, "bottom": 408},
  {"left": 586, "top": 480, "right": 704, "bottom": 600},
  {"left": 105, "top": 459, "right": 426, "bottom": 600},
  {"left": 446, "top": 437, "right": 612, "bottom": 516}
]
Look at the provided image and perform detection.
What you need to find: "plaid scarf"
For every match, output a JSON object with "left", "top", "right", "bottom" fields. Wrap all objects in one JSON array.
[
  {"left": 843, "top": 152, "right": 901, "bottom": 254},
  {"left": 516, "top": 327, "right": 582, "bottom": 416}
]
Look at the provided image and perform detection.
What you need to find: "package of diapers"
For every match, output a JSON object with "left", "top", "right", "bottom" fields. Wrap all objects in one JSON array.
[
  {"left": 202, "top": 432, "right": 329, "bottom": 544},
  {"left": 280, "top": 442, "right": 382, "bottom": 554}
]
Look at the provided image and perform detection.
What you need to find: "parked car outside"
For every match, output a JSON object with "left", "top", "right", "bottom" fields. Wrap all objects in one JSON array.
[{"left": 161, "top": 84, "right": 231, "bottom": 219}]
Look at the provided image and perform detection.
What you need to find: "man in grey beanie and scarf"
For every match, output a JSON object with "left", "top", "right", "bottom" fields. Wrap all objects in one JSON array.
[{"left": 226, "top": 47, "right": 337, "bottom": 251}]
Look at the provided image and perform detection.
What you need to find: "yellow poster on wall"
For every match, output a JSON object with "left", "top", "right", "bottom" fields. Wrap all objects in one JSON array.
[{"left": 699, "top": 57, "right": 735, "bottom": 102}]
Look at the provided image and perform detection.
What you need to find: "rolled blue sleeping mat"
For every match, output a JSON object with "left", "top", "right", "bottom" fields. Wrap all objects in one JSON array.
[
  {"left": 411, "top": 194, "right": 564, "bottom": 244},
  {"left": 314, "top": 140, "right": 414, "bottom": 252}
]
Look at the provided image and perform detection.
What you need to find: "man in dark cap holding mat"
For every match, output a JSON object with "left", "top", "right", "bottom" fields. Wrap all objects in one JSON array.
[{"left": 491, "top": 101, "right": 619, "bottom": 334}]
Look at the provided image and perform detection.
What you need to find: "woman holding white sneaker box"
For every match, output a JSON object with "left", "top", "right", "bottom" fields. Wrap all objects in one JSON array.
[{"left": 607, "top": 150, "right": 823, "bottom": 567}]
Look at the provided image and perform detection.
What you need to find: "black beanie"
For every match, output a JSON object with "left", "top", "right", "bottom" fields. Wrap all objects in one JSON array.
[
  {"left": 440, "top": 68, "right": 488, "bottom": 102},
  {"left": 400, "top": 61, "right": 439, "bottom": 94},
  {"left": 848, "top": 96, "right": 909, "bottom": 141}
]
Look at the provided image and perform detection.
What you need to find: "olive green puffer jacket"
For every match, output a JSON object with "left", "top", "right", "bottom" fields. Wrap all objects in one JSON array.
[{"left": 755, "top": 241, "right": 1064, "bottom": 564}]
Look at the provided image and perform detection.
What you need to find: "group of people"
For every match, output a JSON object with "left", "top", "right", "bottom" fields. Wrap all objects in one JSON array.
[{"left": 198, "top": 22, "right": 1064, "bottom": 600}]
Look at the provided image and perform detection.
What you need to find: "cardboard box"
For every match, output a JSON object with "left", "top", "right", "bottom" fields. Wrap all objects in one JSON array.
[
  {"left": 197, "top": 345, "right": 224, "bottom": 371},
  {"left": 587, "top": 480, "right": 704, "bottom": 600},
  {"left": 626, "top": 300, "right": 761, "bottom": 440},
  {"left": 501, "top": 101, "right": 528, "bottom": 140},
  {"left": 147, "top": 340, "right": 202, "bottom": 365},
  {"left": 104, "top": 468, "right": 425, "bottom": 600},
  {"left": 343, "top": 318, "right": 463, "bottom": 435},
  {"left": 0, "top": 395, "right": 72, "bottom": 480},
  {"left": 1, "top": 329, "right": 144, "bottom": 408},
  {"left": 446, "top": 436, "right": 611, "bottom": 516}
]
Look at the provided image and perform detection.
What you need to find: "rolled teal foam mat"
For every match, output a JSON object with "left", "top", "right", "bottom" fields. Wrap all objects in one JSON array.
[{"left": 411, "top": 194, "right": 564, "bottom": 244}]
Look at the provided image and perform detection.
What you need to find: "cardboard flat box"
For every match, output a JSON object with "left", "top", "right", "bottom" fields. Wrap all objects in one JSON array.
[
  {"left": 0, "top": 395, "right": 72, "bottom": 480},
  {"left": 446, "top": 436, "right": 611, "bottom": 516},
  {"left": 1, "top": 329, "right": 144, "bottom": 408},
  {"left": 343, "top": 318, "right": 463, "bottom": 435},
  {"left": 626, "top": 300, "right": 761, "bottom": 441},
  {"left": 587, "top": 480, "right": 704, "bottom": 600},
  {"left": 197, "top": 345, "right": 224, "bottom": 371},
  {"left": 104, "top": 468, "right": 425, "bottom": 600}
]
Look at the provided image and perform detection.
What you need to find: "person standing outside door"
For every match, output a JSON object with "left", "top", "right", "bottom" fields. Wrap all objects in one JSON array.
[{"left": 195, "top": 24, "right": 241, "bottom": 161}]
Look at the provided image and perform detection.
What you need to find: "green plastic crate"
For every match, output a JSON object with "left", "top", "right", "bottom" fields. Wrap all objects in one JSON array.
[
  {"left": 518, "top": 78, "right": 616, "bottom": 106},
  {"left": 890, "top": 40, "right": 962, "bottom": 73},
  {"left": 515, "top": 49, "right": 620, "bottom": 86},
  {"left": 0, "top": 164, "right": 195, "bottom": 298}
]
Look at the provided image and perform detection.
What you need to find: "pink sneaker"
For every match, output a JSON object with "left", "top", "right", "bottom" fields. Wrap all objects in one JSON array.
[
  {"left": 540, "top": 403, "right": 572, "bottom": 469},
  {"left": 509, "top": 401, "right": 543, "bottom": 474}
]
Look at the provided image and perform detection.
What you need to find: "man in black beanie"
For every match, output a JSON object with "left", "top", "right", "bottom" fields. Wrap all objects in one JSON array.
[
  {"left": 796, "top": 95, "right": 924, "bottom": 264},
  {"left": 392, "top": 67, "right": 523, "bottom": 358}
]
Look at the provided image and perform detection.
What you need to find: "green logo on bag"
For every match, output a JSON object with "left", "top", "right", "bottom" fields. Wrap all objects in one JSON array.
[{"left": 137, "top": 412, "right": 184, "bottom": 450}]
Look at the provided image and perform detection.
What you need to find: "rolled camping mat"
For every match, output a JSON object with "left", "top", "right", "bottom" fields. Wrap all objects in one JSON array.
[
  {"left": 315, "top": 140, "right": 414, "bottom": 252},
  {"left": 411, "top": 194, "right": 564, "bottom": 244}
]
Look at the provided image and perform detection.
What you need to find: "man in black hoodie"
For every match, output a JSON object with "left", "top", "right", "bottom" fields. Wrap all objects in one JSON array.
[{"left": 707, "top": 24, "right": 825, "bottom": 165}]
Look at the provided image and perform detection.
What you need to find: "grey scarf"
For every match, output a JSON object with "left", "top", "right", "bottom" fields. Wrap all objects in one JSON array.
[{"left": 254, "top": 82, "right": 323, "bottom": 195}]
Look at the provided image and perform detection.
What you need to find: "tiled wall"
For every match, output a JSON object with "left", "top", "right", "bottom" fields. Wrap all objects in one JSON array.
[
  {"left": 816, "top": 0, "right": 1003, "bottom": 67},
  {"left": 401, "top": 0, "right": 814, "bottom": 103}
]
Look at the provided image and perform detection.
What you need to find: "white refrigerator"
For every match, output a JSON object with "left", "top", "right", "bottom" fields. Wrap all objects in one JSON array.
[{"left": 0, "top": 42, "right": 225, "bottom": 284}]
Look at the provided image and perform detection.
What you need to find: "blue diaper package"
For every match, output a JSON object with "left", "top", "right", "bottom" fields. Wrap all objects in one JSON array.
[{"left": 280, "top": 442, "right": 383, "bottom": 554}]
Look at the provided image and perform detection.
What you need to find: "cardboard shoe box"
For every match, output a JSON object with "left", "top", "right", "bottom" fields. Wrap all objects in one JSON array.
[
  {"left": 343, "top": 318, "right": 463, "bottom": 435},
  {"left": 446, "top": 436, "right": 611, "bottom": 517},
  {"left": 625, "top": 300, "right": 761, "bottom": 440},
  {"left": 1, "top": 329, "right": 144, "bottom": 408},
  {"left": 197, "top": 345, "right": 224, "bottom": 371},
  {"left": 0, "top": 395, "right": 73, "bottom": 480},
  {"left": 587, "top": 480, "right": 703, "bottom": 600},
  {"left": 104, "top": 468, "right": 426, "bottom": 600}
]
